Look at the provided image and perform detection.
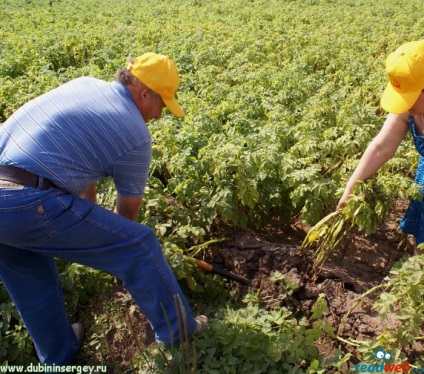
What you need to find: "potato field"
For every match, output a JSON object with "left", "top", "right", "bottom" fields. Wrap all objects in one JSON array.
[{"left": 1, "top": 0, "right": 424, "bottom": 372}]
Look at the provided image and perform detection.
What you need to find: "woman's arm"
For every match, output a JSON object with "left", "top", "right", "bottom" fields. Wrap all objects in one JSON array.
[{"left": 337, "top": 113, "right": 410, "bottom": 208}]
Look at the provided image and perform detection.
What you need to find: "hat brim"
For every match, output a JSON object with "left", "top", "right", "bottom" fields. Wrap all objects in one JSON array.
[
  {"left": 380, "top": 82, "right": 421, "bottom": 114},
  {"left": 163, "top": 97, "right": 185, "bottom": 117}
]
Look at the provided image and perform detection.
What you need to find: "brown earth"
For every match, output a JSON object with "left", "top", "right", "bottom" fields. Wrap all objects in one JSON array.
[{"left": 77, "top": 201, "right": 424, "bottom": 371}]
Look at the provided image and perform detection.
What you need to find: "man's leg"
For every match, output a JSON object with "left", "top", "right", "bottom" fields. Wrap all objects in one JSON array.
[
  {"left": 24, "top": 190, "right": 197, "bottom": 348},
  {"left": 43, "top": 199, "right": 196, "bottom": 347},
  {"left": 0, "top": 188, "right": 196, "bottom": 360},
  {"left": 0, "top": 245, "right": 79, "bottom": 364}
]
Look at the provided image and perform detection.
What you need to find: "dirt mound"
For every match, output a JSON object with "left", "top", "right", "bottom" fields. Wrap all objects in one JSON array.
[{"left": 211, "top": 205, "right": 423, "bottom": 365}]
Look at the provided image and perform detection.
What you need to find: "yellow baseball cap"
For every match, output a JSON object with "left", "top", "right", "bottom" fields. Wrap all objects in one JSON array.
[
  {"left": 381, "top": 40, "right": 424, "bottom": 114},
  {"left": 127, "top": 52, "right": 185, "bottom": 117}
]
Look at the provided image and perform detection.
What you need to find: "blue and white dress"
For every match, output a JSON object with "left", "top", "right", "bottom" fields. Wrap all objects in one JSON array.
[{"left": 399, "top": 115, "right": 424, "bottom": 244}]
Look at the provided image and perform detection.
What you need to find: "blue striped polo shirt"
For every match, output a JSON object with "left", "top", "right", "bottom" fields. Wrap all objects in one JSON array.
[{"left": 0, "top": 77, "right": 152, "bottom": 197}]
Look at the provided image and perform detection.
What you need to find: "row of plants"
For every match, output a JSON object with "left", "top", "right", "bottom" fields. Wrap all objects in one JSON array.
[{"left": 1, "top": 0, "right": 424, "bottom": 370}]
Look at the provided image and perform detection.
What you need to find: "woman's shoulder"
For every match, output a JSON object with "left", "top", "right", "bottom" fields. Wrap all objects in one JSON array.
[{"left": 386, "top": 112, "right": 410, "bottom": 124}]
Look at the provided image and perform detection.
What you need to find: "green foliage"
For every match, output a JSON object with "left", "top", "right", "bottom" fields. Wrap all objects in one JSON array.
[
  {"left": 144, "top": 300, "right": 350, "bottom": 373},
  {"left": 57, "top": 261, "right": 115, "bottom": 314},
  {"left": 2, "top": 0, "right": 422, "bottom": 234},
  {"left": 0, "top": 261, "right": 114, "bottom": 365},
  {"left": 0, "top": 285, "right": 36, "bottom": 365},
  {"left": 336, "top": 256, "right": 424, "bottom": 367},
  {"left": 1, "top": 0, "right": 424, "bottom": 370},
  {"left": 132, "top": 288, "right": 347, "bottom": 373},
  {"left": 302, "top": 177, "right": 421, "bottom": 273},
  {"left": 343, "top": 176, "right": 421, "bottom": 236},
  {"left": 372, "top": 256, "right": 424, "bottom": 364},
  {"left": 188, "top": 304, "right": 315, "bottom": 372}
]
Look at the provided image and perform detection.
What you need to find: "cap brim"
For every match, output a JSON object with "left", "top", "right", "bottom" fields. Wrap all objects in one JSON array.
[
  {"left": 380, "top": 82, "right": 421, "bottom": 114},
  {"left": 163, "top": 97, "right": 185, "bottom": 117}
]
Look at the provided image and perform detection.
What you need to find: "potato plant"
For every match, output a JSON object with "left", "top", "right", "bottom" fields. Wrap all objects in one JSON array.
[{"left": 1, "top": 0, "right": 424, "bottom": 370}]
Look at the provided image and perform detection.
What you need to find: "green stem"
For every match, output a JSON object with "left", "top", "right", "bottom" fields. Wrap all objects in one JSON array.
[
  {"left": 337, "top": 283, "right": 388, "bottom": 336},
  {"left": 335, "top": 335, "right": 364, "bottom": 347},
  {"left": 187, "top": 238, "right": 229, "bottom": 256}
]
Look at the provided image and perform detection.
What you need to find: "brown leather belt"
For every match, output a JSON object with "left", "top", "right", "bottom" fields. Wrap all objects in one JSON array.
[{"left": 0, "top": 165, "right": 57, "bottom": 190}]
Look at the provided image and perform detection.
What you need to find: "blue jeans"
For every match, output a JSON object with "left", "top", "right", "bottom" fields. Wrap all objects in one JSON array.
[{"left": 0, "top": 186, "right": 196, "bottom": 364}]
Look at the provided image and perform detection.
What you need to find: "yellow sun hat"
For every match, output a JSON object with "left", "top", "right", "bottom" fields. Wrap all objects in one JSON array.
[
  {"left": 127, "top": 53, "right": 185, "bottom": 117},
  {"left": 380, "top": 40, "right": 424, "bottom": 114}
]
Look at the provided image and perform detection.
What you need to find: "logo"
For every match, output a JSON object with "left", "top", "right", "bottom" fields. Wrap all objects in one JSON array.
[
  {"left": 389, "top": 79, "right": 402, "bottom": 90},
  {"left": 375, "top": 348, "right": 391, "bottom": 361},
  {"left": 354, "top": 348, "right": 424, "bottom": 373}
]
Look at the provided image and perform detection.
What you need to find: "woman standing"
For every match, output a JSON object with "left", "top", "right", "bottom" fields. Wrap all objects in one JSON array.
[{"left": 338, "top": 40, "right": 424, "bottom": 254}]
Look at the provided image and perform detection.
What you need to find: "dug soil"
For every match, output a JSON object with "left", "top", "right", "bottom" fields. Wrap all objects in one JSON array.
[
  {"left": 79, "top": 200, "right": 423, "bottom": 371},
  {"left": 210, "top": 200, "right": 424, "bottom": 368}
]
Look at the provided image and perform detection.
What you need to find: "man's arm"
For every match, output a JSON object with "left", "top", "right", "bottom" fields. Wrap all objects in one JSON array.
[
  {"left": 115, "top": 194, "right": 142, "bottom": 221},
  {"left": 80, "top": 182, "right": 97, "bottom": 203},
  {"left": 81, "top": 182, "right": 141, "bottom": 220}
]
